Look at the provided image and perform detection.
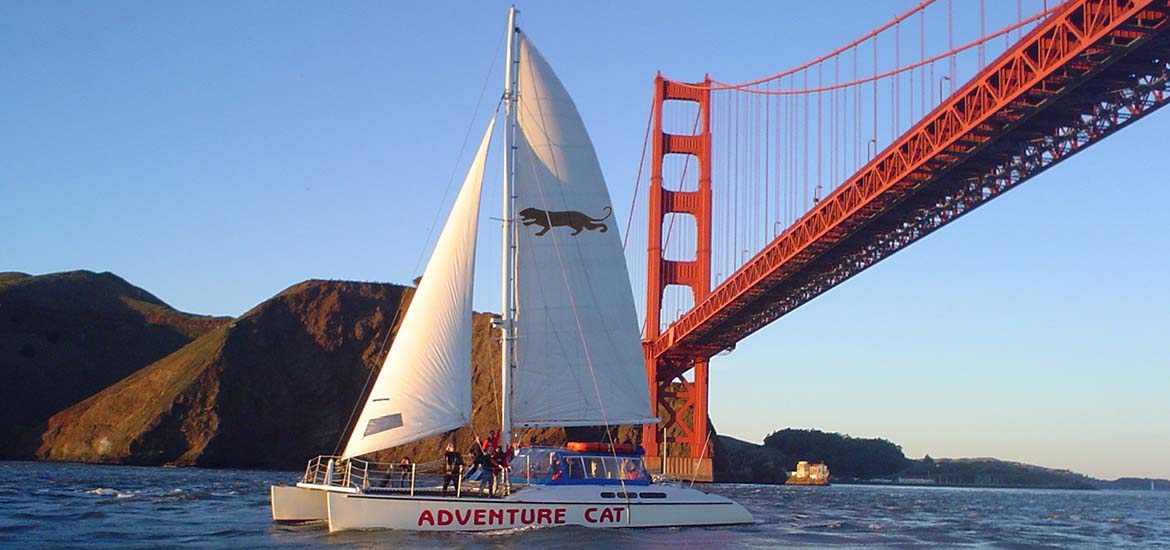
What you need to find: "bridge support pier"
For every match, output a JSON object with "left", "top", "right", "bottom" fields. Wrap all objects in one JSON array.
[
  {"left": 642, "top": 359, "right": 711, "bottom": 481},
  {"left": 643, "top": 75, "right": 714, "bottom": 481}
]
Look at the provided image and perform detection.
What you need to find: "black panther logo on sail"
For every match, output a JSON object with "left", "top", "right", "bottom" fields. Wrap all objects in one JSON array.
[{"left": 519, "top": 206, "right": 612, "bottom": 236}]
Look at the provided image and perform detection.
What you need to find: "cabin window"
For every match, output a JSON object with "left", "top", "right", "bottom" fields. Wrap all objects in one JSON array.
[
  {"left": 510, "top": 448, "right": 650, "bottom": 485},
  {"left": 639, "top": 492, "right": 667, "bottom": 499},
  {"left": 508, "top": 448, "right": 557, "bottom": 482},
  {"left": 563, "top": 456, "right": 648, "bottom": 481}
]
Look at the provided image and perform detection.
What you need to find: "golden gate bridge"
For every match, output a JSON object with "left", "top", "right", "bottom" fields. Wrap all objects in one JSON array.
[{"left": 618, "top": 0, "right": 1170, "bottom": 480}]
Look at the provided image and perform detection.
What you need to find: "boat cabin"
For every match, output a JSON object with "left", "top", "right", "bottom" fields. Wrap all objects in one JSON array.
[{"left": 508, "top": 446, "right": 650, "bottom": 486}]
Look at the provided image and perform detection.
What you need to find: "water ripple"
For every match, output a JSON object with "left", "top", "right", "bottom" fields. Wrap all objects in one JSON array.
[{"left": 1, "top": 462, "right": 1168, "bottom": 549}]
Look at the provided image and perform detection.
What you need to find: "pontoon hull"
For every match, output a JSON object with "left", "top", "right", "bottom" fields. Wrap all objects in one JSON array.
[
  {"left": 320, "top": 484, "right": 753, "bottom": 532},
  {"left": 270, "top": 484, "right": 333, "bottom": 524}
]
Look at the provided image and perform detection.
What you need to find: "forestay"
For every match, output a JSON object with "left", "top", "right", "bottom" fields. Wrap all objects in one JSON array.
[
  {"left": 341, "top": 117, "right": 496, "bottom": 459},
  {"left": 510, "top": 33, "right": 655, "bottom": 427}
]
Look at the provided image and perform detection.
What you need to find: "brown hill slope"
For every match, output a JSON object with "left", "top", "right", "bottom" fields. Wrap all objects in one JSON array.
[
  {"left": 0, "top": 270, "right": 228, "bottom": 457},
  {"left": 38, "top": 280, "right": 576, "bottom": 469}
]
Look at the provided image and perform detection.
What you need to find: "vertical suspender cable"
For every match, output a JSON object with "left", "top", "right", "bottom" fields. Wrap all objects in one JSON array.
[{"left": 895, "top": 20, "right": 901, "bottom": 138}]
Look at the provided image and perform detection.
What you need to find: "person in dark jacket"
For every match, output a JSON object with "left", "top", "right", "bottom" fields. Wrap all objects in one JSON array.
[
  {"left": 479, "top": 452, "right": 498, "bottom": 496},
  {"left": 488, "top": 447, "right": 507, "bottom": 496},
  {"left": 465, "top": 436, "right": 486, "bottom": 479},
  {"left": 442, "top": 442, "right": 464, "bottom": 496}
]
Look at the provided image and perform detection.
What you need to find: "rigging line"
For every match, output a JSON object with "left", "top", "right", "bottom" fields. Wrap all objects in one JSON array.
[
  {"left": 410, "top": 29, "right": 507, "bottom": 280},
  {"left": 513, "top": 66, "right": 626, "bottom": 443},
  {"left": 331, "top": 37, "right": 506, "bottom": 459},
  {"left": 330, "top": 284, "right": 411, "bottom": 457},
  {"left": 688, "top": 421, "right": 715, "bottom": 487},
  {"left": 334, "top": 111, "right": 501, "bottom": 459},
  {"left": 622, "top": 96, "right": 655, "bottom": 252},
  {"left": 626, "top": 97, "right": 655, "bottom": 339},
  {"left": 519, "top": 125, "right": 618, "bottom": 448}
]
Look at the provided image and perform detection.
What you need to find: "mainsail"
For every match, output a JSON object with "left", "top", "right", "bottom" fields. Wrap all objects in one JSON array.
[
  {"left": 509, "top": 33, "right": 656, "bottom": 427},
  {"left": 341, "top": 117, "right": 496, "bottom": 459}
]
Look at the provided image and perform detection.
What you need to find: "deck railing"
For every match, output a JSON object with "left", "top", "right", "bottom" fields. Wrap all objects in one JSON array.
[{"left": 300, "top": 455, "right": 466, "bottom": 497}]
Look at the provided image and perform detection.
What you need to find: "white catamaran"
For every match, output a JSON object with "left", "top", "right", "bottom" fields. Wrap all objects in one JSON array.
[{"left": 269, "top": 8, "right": 753, "bottom": 532}]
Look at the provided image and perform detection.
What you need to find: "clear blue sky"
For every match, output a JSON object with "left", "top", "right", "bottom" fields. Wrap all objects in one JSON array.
[{"left": 2, "top": 1, "right": 1166, "bottom": 480}]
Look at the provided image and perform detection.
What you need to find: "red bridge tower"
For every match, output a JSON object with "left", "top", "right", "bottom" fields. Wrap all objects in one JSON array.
[{"left": 643, "top": 75, "right": 715, "bottom": 481}]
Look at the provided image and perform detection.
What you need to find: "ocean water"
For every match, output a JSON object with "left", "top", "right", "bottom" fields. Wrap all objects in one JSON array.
[{"left": 1, "top": 461, "right": 1167, "bottom": 549}]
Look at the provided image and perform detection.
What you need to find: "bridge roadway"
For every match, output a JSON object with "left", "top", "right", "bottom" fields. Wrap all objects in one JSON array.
[{"left": 650, "top": 0, "right": 1170, "bottom": 373}]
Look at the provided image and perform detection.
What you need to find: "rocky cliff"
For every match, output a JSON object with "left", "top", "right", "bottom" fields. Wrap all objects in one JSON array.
[
  {"left": 0, "top": 271, "right": 228, "bottom": 457},
  {"left": 35, "top": 279, "right": 576, "bottom": 469}
]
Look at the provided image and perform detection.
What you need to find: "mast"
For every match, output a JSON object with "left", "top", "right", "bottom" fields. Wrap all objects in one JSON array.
[{"left": 499, "top": 5, "right": 519, "bottom": 451}]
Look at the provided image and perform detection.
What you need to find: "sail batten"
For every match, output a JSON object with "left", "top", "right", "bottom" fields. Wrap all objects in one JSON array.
[
  {"left": 509, "top": 33, "right": 656, "bottom": 428},
  {"left": 340, "top": 116, "right": 496, "bottom": 460}
]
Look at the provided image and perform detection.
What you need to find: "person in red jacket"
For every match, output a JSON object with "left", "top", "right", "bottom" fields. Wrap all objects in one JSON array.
[{"left": 483, "top": 429, "right": 499, "bottom": 454}]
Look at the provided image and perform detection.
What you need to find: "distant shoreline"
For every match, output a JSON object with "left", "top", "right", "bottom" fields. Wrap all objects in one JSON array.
[
  {"left": 4, "top": 458, "right": 1166, "bottom": 492},
  {"left": 833, "top": 479, "right": 1099, "bottom": 491}
]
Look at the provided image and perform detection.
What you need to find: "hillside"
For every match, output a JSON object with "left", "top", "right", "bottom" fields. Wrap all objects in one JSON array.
[
  {"left": 37, "top": 279, "right": 575, "bottom": 469},
  {"left": 16, "top": 271, "right": 1158, "bottom": 487},
  {"left": 900, "top": 456, "right": 1098, "bottom": 489},
  {"left": 747, "top": 428, "right": 1166, "bottom": 489},
  {"left": 713, "top": 434, "right": 789, "bottom": 483},
  {"left": 764, "top": 428, "right": 908, "bottom": 479},
  {"left": 0, "top": 270, "right": 228, "bottom": 458}
]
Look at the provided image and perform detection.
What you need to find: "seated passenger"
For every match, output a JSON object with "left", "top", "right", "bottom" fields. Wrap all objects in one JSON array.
[
  {"left": 623, "top": 459, "right": 642, "bottom": 481},
  {"left": 568, "top": 460, "right": 585, "bottom": 479}
]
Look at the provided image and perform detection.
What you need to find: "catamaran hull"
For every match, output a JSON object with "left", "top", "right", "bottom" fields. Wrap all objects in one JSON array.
[
  {"left": 322, "top": 485, "right": 753, "bottom": 532},
  {"left": 270, "top": 484, "right": 334, "bottom": 524}
]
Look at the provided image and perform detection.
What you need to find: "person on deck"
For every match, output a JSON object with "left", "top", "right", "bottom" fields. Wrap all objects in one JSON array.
[
  {"left": 623, "top": 459, "right": 642, "bottom": 481},
  {"left": 489, "top": 447, "right": 506, "bottom": 496},
  {"left": 479, "top": 452, "right": 498, "bottom": 497},
  {"left": 549, "top": 456, "right": 564, "bottom": 481},
  {"left": 483, "top": 430, "right": 499, "bottom": 454},
  {"left": 442, "top": 442, "right": 463, "bottom": 496},
  {"left": 465, "top": 436, "right": 486, "bottom": 479},
  {"left": 500, "top": 444, "right": 515, "bottom": 491},
  {"left": 398, "top": 457, "right": 412, "bottom": 488}
]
